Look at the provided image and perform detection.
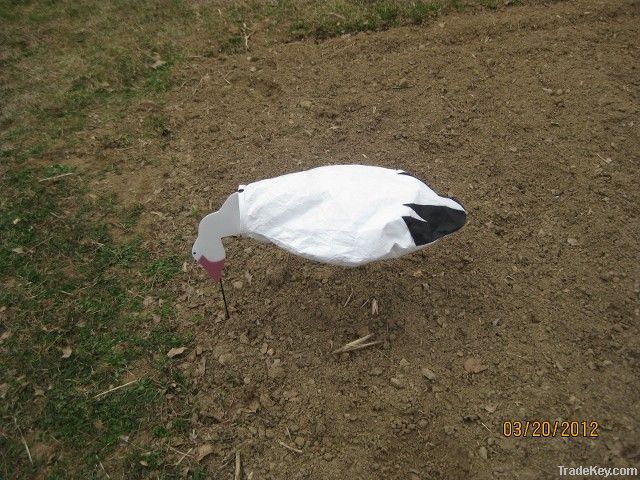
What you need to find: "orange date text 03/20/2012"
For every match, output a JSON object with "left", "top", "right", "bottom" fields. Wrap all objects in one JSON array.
[{"left": 502, "top": 420, "right": 600, "bottom": 438}]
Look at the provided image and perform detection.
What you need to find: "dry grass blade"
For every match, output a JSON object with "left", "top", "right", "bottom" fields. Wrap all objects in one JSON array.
[
  {"left": 332, "top": 333, "right": 372, "bottom": 352},
  {"left": 241, "top": 23, "right": 253, "bottom": 51},
  {"left": 173, "top": 447, "right": 193, "bottom": 466},
  {"left": 98, "top": 459, "right": 111, "bottom": 479},
  {"left": 345, "top": 333, "right": 372, "bottom": 347},
  {"left": 371, "top": 298, "right": 379, "bottom": 315},
  {"left": 326, "top": 11, "right": 346, "bottom": 21},
  {"left": 277, "top": 440, "right": 303, "bottom": 454},
  {"left": 235, "top": 451, "right": 242, "bottom": 480},
  {"left": 214, "top": 440, "right": 250, "bottom": 474},
  {"left": 94, "top": 378, "right": 139, "bottom": 399},
  {"left": 14, "top": 418, "right": 33, "bottom": 464},
  {"left": 332, "top": 334, "right": 380, "bottom": 354},
  {"left": 337, "top": 340, "right": 382, "bottom": 353},
  {"left": 343, "top": 290, "right": 353, "bottom": 307},
  {"left": 38, "top": 172, "right": 76, "bottom": 182}
]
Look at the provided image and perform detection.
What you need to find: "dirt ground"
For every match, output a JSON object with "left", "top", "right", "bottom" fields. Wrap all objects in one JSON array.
[{"left": 84, "top": 0, "right": 639, "bottom": 478}]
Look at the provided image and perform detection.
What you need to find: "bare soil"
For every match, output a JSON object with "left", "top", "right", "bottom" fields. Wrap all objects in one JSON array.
[{"left": 89, "top": 0, "right": 639, "bottom": 478}]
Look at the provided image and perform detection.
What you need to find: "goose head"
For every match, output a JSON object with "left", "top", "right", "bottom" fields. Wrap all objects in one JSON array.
[{"left": 192, "top": 192, "right": 240, "bottom": 281}]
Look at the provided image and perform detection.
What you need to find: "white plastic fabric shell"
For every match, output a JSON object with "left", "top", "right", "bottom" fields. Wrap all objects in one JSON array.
[{"left": 237, "top": 165, "right": 465, "bottom": 267}]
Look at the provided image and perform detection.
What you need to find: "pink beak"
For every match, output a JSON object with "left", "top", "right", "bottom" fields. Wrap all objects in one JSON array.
[{"left": 197, "top": 257, "right": 225, "bottom": 281}]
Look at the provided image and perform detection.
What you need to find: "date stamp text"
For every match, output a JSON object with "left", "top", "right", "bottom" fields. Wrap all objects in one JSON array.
[{"left": 502, "top": 420, "right": 599, "bottom": 438}]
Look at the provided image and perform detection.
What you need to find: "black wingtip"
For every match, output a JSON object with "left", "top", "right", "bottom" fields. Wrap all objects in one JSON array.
[{"left": 403, "top": 203, "right": 467, "bottom": 246}]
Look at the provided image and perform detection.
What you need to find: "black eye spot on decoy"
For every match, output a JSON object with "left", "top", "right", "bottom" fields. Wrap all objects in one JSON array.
[{"left": 402, "top": 203, "right": 467, "bottom": 246}]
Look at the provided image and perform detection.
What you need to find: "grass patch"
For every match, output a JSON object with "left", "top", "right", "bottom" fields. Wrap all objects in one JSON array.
[
  {"left": 123, "top": 203, "right": 145, "bottom": 230},
  {"left": 289, "top": 0, "right": 474, "bottom": 39},
  {"left": 147, "top": 255, "right": 182, "bottom": 285},
  {"left": 0, "top": 161, "right": 188, "bottom": 477},
  {"left": 143, "top": 113, "right": 171, "bottom": 137},
  {"left": 478, "top": 0, "right": 500, "bottom": 9},
  {"left": 408, "top": 1, "right": 442, "bottom": 24}
]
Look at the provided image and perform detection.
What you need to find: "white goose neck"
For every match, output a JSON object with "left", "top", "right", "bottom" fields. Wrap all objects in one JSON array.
[{"left": 201, "top": 192, "right": 241, "bottom": 238}]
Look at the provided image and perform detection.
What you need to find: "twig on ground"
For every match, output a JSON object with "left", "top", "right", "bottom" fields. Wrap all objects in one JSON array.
[
  {"left": 168, "top": 445, "right": 192, "bottom": 457},
  {"left": 333, "top": 334, "right": 382, "bottom": 354},
  {"left": 371, "top": 298, "right": 379, "bottom": 315},
  {"left": 61, "top": 280, "right": 99, "bottom": 297},
  {"left": 234, "top": 451, "right": 242, "bottom": 480},
  {"left": 94, "top": 379, "right": 139, "bottom": 399},
  {"left": 215, "top": 441, "right": 249, "bottom": 473},
  {"left": 333, "top": 333, "right": 372, "bottom": 352},
  {"left": 98, "top": 458, "right": 111, "bottom": 478},
  {"left": 173, "top": 447, "right": 193, "bottom": 466},
  {"left": 337, "top": 341, "right": 382, "bottom": 354},
  {"left": 506, "top": 352, "right": 528, "bottom": 360},
  {"left": 192, "top": 75, "right": 206, "bottom": 95},
  {"left": 241, "top": 23, "right": 253, "bottom": 51},
  {"left": 326, "top": 12, "right": 346, "bottom": 21},
  {"left": 14, "top": 418, "right": 32, "bottom": 465},
  {"left": 343, "top": 290, "right": 353, "bottom": 307},
  {"left": 277, "top": 440, "right": 303, "bottom": 454}
]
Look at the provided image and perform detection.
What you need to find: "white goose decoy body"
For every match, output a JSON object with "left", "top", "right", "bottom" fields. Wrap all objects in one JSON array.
[{"left": 192, "top": 165, "right": 466, "bottom": 280}]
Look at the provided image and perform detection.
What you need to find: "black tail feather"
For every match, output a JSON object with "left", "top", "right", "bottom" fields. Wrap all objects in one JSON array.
[{"left": 402, "top": 203, "right": 467, "bottom": 246}]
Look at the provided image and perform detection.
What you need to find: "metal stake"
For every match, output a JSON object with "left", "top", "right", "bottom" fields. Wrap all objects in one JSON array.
[{"left": 219, "top": 279, "right": 229, "bottom": 319}]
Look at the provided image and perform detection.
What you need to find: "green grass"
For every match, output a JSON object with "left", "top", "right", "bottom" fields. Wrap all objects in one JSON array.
[
  {"left": 0, "top": 163, "right": 187, "bottom": 477},
  {"left": 408, "top": 1, "right": 442, "bottom": 24},
  {"left": 289, "top": 0, "right": 468, "bottom": 38},
  {"left": 478, "top": 0, "right": 500, "bottom": 9}
]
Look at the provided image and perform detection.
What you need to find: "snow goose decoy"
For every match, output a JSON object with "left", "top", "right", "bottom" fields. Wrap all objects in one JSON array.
[{"left": 192, "top": 165, "right": 466, "bottom": 286}]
